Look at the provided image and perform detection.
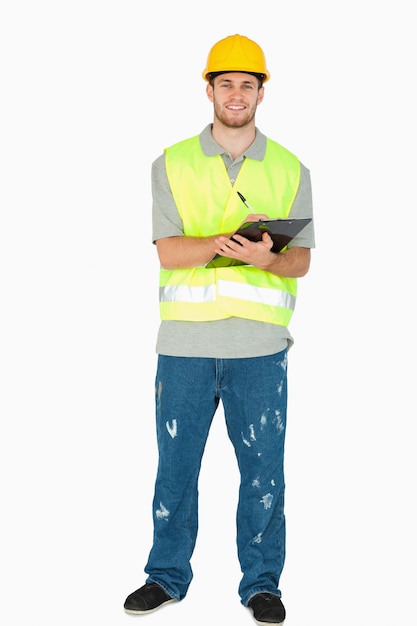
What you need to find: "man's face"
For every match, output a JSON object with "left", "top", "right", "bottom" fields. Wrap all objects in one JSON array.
[{"left": 206, "top": 72, "right": 264, "bottom": 129}]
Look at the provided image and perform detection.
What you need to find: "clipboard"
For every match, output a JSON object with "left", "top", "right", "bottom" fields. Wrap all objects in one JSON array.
[{"left": 206, "top": 217, "right": 311, "bottom": 268}]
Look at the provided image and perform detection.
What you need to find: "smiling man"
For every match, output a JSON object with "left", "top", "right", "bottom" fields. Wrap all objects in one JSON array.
[
  {"left": 208, "top": 72, "right": 263, "bottom": 131},
  {"left": 124, "top": 34, "right": 315, "bottom": 626}
]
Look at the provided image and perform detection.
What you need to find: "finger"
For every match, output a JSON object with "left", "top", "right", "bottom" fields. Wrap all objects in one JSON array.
[{"left": 231, "top": 234, "right": 246, "bottom": 246}]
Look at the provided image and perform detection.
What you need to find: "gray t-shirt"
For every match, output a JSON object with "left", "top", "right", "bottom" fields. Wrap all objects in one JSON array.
[{"left": 152, "top": 124, "right": 315, "bottom": 358}]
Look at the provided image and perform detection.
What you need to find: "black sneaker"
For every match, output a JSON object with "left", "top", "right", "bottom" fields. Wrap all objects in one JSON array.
[
  {"left": 124, "top": 582, "right": 176, "bottom": 614},
  {"left": 248, "top": 592, "right": 286, "bottom": 625}
]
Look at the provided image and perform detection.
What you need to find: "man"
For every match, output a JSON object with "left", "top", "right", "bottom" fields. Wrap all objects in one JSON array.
[{"left": 124, "top": 34, "right": 315, "bottom": 626}]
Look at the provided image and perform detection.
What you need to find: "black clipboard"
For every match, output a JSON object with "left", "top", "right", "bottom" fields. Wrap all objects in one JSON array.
[{"left": 206, "top": 217, "right": 311, "bottom": 268}]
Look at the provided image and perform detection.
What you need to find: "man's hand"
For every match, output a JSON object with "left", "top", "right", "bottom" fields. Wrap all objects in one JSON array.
[
  {"left": 213, "top": 212, "right": 273, "bottom": 268},
  {"left": 214, "top": 226, "right": 311, "bottom": 277},
  {"left": 214, "top": 230, "right": 274, "bottom": 268}
]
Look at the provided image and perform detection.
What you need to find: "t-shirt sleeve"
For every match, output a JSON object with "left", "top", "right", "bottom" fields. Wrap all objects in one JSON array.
[
  {"left": 151, "top": 153, "right": 184, "bottom": 243},
  {"left": 287, "top": 162, "right": 315, "bottom": 249}
]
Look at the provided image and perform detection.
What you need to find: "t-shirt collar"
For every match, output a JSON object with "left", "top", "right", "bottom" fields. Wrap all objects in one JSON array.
[{"left": 199, "top": 124, "right": 266, "bottom": 161}]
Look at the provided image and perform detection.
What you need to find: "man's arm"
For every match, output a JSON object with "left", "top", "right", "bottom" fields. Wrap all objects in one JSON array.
[
  {"left": 262, "top": 246, "right": 311, "bottom": 277},
  {"left": 156, "top": 235, "right": 220, "bottom": 269},
  {"left": 156, "top": 213, "right": 269, "bottom": 270},
  {"left": 157, "top": 232, "right": 310, "bottom": 276}
]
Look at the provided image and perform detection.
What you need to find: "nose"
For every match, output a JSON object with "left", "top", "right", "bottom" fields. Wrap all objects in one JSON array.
[{"left": 230, "top": 86, "right": 244, "bottom": 99}]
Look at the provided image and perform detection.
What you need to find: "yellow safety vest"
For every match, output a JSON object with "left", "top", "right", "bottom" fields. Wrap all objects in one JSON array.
[{"left": 159, "top": 135, "right": 300, "bottom": 326}]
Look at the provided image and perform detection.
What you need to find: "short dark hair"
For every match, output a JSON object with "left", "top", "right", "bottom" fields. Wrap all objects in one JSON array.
[{"left": 208, "top": 71, "right": 265, "bottom": 88}]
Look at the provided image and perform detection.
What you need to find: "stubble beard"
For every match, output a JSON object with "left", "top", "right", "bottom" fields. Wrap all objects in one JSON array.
[{"left": 213, "top": 101, "right": 256, "bottom": 129}]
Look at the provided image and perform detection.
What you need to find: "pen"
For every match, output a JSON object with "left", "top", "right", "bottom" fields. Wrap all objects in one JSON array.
[{"left": 237, "top": 191, "right": 256, "bottom": 212}]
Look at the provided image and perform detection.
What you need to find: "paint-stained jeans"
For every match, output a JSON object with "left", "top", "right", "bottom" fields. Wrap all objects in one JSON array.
[{"left": 144, "top": 349, "right": 288, "bottom": 606}]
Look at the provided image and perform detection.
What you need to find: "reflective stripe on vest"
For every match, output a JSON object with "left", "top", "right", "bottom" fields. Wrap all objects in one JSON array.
[
  {"left": 159, "top": 266, "right": 297, "bottom": 325},
  {"left": 217, "top": 280, "right": 296, "bottom": 309},
  {"left": 160, "top": 279, "right": 295, "bottom": 309},
  {"left": 160, "top": 136, "right": 300, "bottom": 326},
  {"left": 160, "top": 284, "right": 217, "bottom": 303}
]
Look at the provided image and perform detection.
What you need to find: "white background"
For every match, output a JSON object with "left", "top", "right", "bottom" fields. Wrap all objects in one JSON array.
[{"left": 1, "top": 1, "right": 416, "bottom": 624}]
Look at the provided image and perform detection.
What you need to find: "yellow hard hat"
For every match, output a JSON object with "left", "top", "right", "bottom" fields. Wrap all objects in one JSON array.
[{"left": 202, "top": 34, "right": 270, "bottom": 83}]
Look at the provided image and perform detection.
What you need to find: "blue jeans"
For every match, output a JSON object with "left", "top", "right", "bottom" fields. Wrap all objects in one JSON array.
[{"left": 145, "top": 350, "right": 288, "bottom": 606}]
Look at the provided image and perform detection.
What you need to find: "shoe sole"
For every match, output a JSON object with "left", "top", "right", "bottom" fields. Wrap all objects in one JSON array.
[
  {"left": 124, "top": 599, "right": 176, "bottom": 615},
  {"left": 253, "top": 619, "right": 285, "bottom": 626}
]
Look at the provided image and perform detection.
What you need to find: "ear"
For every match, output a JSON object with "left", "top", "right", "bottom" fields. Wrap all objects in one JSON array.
[
  {"left": 257, "top": 85, "right": 265, "bottom": 105},
  {"left": 206, "top": 83, "right": 214, "bottom": 103}
]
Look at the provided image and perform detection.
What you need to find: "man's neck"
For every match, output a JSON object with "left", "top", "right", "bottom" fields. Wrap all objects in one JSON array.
[{"left": 211, "top": 122, "right": 256, "bottom": 160}]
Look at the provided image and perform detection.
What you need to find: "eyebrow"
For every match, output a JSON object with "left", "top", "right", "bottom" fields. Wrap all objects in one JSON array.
[{"left": 218, "top": 78, "right": 256, "bottom": 86}]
